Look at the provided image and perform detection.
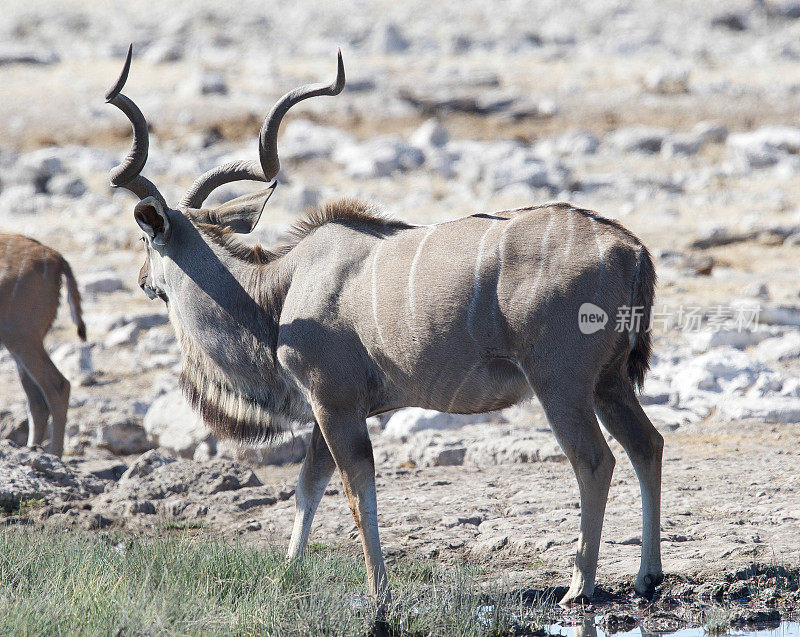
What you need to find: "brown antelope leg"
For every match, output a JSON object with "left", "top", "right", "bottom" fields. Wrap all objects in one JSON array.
[
  {"left": 534, "top": 381, "right": 616, "bottom": 605},
  {"left": 9, "top": 342, "right": 70, "bottom": 457},
  {"left": 314, "top": 407, "right": 390, "bottom": 614},
  {"left": 288, "top": 423, "right": 336, "bottom": 560},
  {"left": 13, "top": 359, "right": 51, "bottom": 446},
  {"left": 594, "top": 372, "right": 664, "bottom": 597}
]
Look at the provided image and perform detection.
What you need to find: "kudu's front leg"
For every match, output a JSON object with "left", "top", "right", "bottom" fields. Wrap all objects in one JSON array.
[
  {"left": 288, "top": 423, "right": 336, "bottom": 559},
  {"left": 314, "top": 407, "right": 390, "bottom": 612}
]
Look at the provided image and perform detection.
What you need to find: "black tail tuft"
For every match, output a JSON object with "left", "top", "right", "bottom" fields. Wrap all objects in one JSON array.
[
  {"left": 60, "top": 258, "right": 87, "bottom": 342},
  {"left": 627, "top": 245, "right": 656, "bottom": 390}
]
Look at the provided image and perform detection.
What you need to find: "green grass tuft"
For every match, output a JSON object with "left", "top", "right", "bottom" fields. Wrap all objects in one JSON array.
[
  {"left": 0, "top": 525, "right": 544, "bottom": 636},
  {"left": 703, "top": 607, "right": 732, "bottom": 635},
  {"left": 1, "top": 496, "right": 46, "bottom": 516}
]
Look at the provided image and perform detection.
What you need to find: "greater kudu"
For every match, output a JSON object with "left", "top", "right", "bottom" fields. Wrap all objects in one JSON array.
[
  {"left": 106, "top": 45, "right": 662, "bottom": 608},
  {"left": 0, "top": 234, "right": 86, "bottom": 456}
]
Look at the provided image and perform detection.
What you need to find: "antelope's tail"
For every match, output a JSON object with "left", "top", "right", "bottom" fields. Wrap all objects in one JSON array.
[
  {"left": 60, "top": 258, "right": 86, "bottom": 341},
  {"left": 627, "top": 245, "right": 656, "bottom": 390}
]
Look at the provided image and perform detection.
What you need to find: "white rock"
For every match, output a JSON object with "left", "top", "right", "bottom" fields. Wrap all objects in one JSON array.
[
  {"left": 384, "top": 408, "right": 495, "bottom": 439},
  {"left": 760, "top": 305, "right": 800, "bottom": 326},
  {"left": 335, "top": 137, "right": 424, "bottom": 179},
  {"left": 16, "top": 149, "right": 65, "bottom": 189},
  {"left": 82, "top": 270, "right": 125, "bottom": 295},
  {"left": 182, "top": 71, "right": 228, "bottom": 96},
  {"left": 644, "top": 67, "right": 690, "bottom": 94},
  {"left": 0, "top": 44, "right": 59, "bottom": 65},
  {"left": 671, "top": 348, "right": 765, "bottom": 398},
  {"left": 639, "top": 377, "right": 673, "bottom": 405},
  {"left": 372, "top": 23, "right": 409, "bottom": 54},
  {"left": 729, "top": 126, "right": 800, "bottom": 154},
  {"left": 50, "top": 343, "right": 94, "bottom": 386},
  {"left": 643, "top": 405, "right": 702, "bottom": 430},
  {"left": 107, "top": 312, "right": 169, "bottom": 331},
  {"left": 687, "top": 328, "right": 769, "bottom": 352},
  {"left": 136, "top": 330, "right": 178, "bottom": 355},
  {"left": 780, "top": 377, "right": 800, "bottom": 397},
  {"left": 409, "top": 119, "right": 449, "bottom": 150},
  {"left": 280, "top": 120, "right": 354, "bottom": 162},
  {"left": 402, "top": 438, "right": 468, "bottom": 467},
  {"left": 421, "top": 148, "right": 458, "bottom": 177},
  {"left": 143, "top": 391, "right": 209, "bottom": 459},
  {"left": 280, "top": 184, "right": 320, "bottom": 214},
  {"left": 484, "top": 158, "right": 549, "bottom": 192},
  {"left": 607, "top": 127, "right": 669, "bottom": 153},
  {"left": 716, "top": 396, "right": 800, "bottom": 424},
  {"left": 0, "top": 184, "right": 40, "bottom": 214},
  {"left": 741, "top": 282, "right": 770, "bottom": 300},
  {"left": 747, "top": 371, "right": 785, "bottom": 397},
  {"left": 46, "top": 175, "right": 87, "bottom": 198},
  {"left": 671, "top": 364, "right": 717, "bottom": 398},
  {"left": 754, "top": 332, "right": 800, "bottom": 362},
  {"left": 693, "top": 121, "right": 728, "bottom": 145},
  {"left": 143, "top": 41, "right": 184, "bottom": 64},
  {"left": 192, "top": 440, "right": 216, "bottom": 462},
  {"left": 554, "top": 131, "right": 599, "bottom": 156},
  {"left": 463, "top": 435, "right": 563, "bottom": 466},
  {"left": 662, "top": 133, "right": 703, "bottom": 157},
  {"left": 105, "top": 323, "right": 139, "bottom": 348},
  {"left": 95, "top": 419, "right": 154, "bottom": 455},
  {"left": 727, "top": 127, "right": 800, "bottom": 168}
]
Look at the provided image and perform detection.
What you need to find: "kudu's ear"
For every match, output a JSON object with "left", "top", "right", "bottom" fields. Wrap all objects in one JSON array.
[
  {"left": 204, "top": 183, "right": 276, "bottom": 234},
  {"left": 134, "top": 196, "right": 171, "bottom": 245}
]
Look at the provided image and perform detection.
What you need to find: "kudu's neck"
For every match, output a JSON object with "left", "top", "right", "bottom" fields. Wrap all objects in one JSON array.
[
  {"left": 165, "top": 233, "right": 310, "bottom": 442},
  {"left": 162, "top": 218, "right": 296, "bottom": 359}
]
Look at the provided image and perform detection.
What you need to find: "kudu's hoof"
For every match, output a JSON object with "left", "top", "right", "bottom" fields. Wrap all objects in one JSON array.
[
  {"left": 558, "top": 590, "right": 593, "bottom": 608},
  {"left": 634, "top": 572, "right": 665, "bottom": 599}
]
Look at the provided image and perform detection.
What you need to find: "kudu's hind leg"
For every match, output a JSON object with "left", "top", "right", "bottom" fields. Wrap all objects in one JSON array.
[
  {"left": 533, "top": 378, "right": 616, "bottom": 605},
  {"left": 10, "top": 342, "right": 70, "bottom": 457},
  {"left": 14, "top": 359, "right": 51, "bottom": 446},
  {"left": 288, "top": 423, "right": 336, "bottom": 559},
  {"left": 594, "top": 372, "right": 664, "bottom": 597}
]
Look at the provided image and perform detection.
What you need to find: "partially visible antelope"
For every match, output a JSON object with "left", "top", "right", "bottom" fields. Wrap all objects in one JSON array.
[
  {"left": 106, "top": 45, "right": 663, "bottom": 609},
  {"left": 0, "top": 234, "right": 86, "bottom": 457}
]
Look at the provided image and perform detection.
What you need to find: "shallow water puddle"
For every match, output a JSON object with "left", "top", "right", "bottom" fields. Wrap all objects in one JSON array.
[{"left": 545, "top": 620, "right": 800, "bottom": 637}]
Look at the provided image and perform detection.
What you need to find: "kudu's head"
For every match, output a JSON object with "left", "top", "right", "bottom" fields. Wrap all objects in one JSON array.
[{"left": 106, "top": 44, "right": 345, "bottom": 301}]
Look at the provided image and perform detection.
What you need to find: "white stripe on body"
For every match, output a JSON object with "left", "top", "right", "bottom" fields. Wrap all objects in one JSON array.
[
  {"left": 371, "top": 241, "right": 386, "bottom": 348},
  {"left": 407, "top": 225, "right": 436, "bottom": 329},
  {"left": 467, "top": 220, "right": 499, "bottom": 342},
  {"left": 591, "top": 218, "right": 607, "bottom": 301},
  {"left": 563, "top": 211, "right": 576, "bottom": 261},
  {"left": 446, "top": 360, "right": 484, "bottom": 413},
  {"left": 523, "top": 212, "right": 555, "bottom": 314}
]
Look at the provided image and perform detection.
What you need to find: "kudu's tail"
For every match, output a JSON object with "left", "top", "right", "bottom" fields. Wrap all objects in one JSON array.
[
  {"left": 627, "top": 245, "right": 656, "bottom": 390},
  {"left": 60, "top": 257, "right": 87, "bottom": 341}
]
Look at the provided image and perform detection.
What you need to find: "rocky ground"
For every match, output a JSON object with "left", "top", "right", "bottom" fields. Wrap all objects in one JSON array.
[{"left": 2, "top": 0, "right": 800, "bottom": 632}]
